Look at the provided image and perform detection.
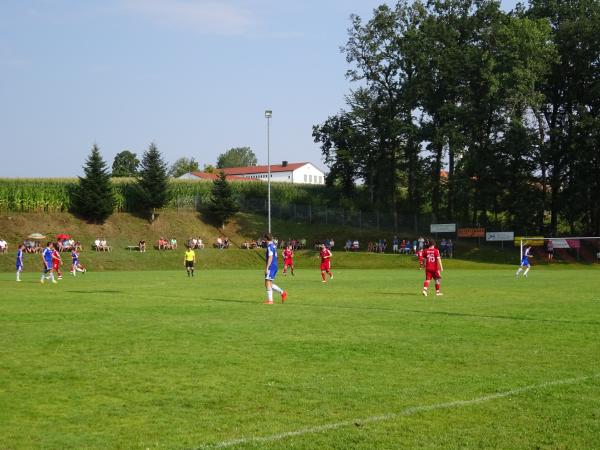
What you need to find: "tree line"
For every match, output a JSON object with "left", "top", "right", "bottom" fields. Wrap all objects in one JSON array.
[
  {"left": 76, "top": 143, "right": 238, "bottom": 227},
  {"left": 313, "top": 0, "right": 599, "bottom": 235},
  {"left": 111, "top": 146, "right": 257, "bottom": 178}
]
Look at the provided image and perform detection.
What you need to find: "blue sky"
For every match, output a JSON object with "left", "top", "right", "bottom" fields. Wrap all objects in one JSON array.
[{"left": 0, "top": 0, "right": 518, "bottom": 177}]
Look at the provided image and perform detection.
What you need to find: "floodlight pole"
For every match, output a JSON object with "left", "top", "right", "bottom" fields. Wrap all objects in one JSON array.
[{"left": 265, "top": 110, "right": 272, "bottom": 233}]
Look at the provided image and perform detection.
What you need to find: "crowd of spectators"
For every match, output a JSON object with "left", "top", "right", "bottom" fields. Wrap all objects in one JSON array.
[
  {"left": 187, "top": 237, "right": 205, "bottom": 249},
  {"left": 94, "top": 238, "right": 111, "bottom": 251},
  {"left": 157, "top": 237, "right": 177, "bottom": 250},
  {"left": 0, "top": 238, "right": 7, "bottom": 253},
  {"left": 439, "top": 238, "right": 453, "bottom": 257},
  {"left": 344, "top": 239, "right": 360, "bottom": 251},
  {"left": 214, "top": 237, "right": 230, "bottom": 249},
  {"left": 57, "top": 238, "right": 82, "bottom": 252}
]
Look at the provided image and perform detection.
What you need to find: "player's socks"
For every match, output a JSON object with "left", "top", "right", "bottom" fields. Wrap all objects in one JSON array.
[
  {"left": 523, "top": 267, "right": 530, "bottom": 277},
  {"left": 422, "top": 288, "right": 428, "bottom": 296},
  {"left": 515, "top": 268, "right": 523, "bottom": 276},
  {"left": 272, "top": 284, "right": 283, "bottom": 294},
  {"left": 321, "top": 272, "right": 326, "bottom": 282},
  {"left": 191, "top": 269, "right": 194, "bottom": 277},
  {"left": 329, "top": 272, "right": 333, "bottom": 279},
  {"left": 265, "top": 289, "right": 273, "bottom": 303},
  {"left": 281, "top": 291, "right": 287, "bottom": 303}
]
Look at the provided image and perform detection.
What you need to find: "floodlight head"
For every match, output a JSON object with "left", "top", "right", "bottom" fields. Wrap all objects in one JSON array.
[{"left": 265, "top": 110, "right": 272, "bottom": 118}]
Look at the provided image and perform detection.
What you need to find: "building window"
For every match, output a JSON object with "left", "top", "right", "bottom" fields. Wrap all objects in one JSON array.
[
  {"left": 309, "top": 175, "right": 313, "bottom": 183},
  {"left": 304, "top": 174, "right": 307, "bottom": 182}
]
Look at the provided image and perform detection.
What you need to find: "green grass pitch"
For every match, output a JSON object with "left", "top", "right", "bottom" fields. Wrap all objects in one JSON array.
[{"left": 1, "top": 266, "right": 599, "bottom": 449}]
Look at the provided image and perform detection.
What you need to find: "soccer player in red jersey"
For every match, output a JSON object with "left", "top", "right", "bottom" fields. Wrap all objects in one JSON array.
[
  {"left": 51, "top": 245, "right": 63, "bottom": 280},
  {"left": 282, "top": 245, "right": 295, "bottom": 276},
  {"left": 417, "top": 247, "right": 424, "bottom": 270},
  {"left": 422, "top": 239, "right": 443, "bottom": 296},
  {"left": 319, "top": 243, "right": 333, "bottom": 283}
]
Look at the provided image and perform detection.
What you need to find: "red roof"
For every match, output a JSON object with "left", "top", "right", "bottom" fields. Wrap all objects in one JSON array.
[
  {"left": 188, "top": 172, "right": 255, "bottom": 182},
  {"left": 221, "top": 162, "right": 309, "bottom": 175}
]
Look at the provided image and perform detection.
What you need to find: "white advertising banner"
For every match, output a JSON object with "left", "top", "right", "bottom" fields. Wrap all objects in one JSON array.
[
  {"left": 486, "top": 231, "right": 514, "bottom": 242},
  {"left": 430, "top": 223, "right": 456, "bottom": 233}
]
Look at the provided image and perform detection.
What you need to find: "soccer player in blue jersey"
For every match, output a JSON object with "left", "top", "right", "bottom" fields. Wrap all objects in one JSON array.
[
  {"left": 70, "top": 249, "right": 86, "bottom": 276},
  {"left": 516, "top": 245, "right": 533, "bottom": 277},
  {"left": 40, "top": 242, "right": 57, "bottom": 284},
  {"left": 264, "top": 233, "right": 287, "bottom": 304},
  {"left": 16, "top": 244, "right": 24, "bottom": 282}
]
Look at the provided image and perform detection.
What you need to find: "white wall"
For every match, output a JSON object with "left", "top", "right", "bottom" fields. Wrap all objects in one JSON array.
[
  {"left": 292, "top": 163, "right": 325, "bottom": 184},
  {"left": 240, "top": 170, "right": 293, "bottom": 182}
]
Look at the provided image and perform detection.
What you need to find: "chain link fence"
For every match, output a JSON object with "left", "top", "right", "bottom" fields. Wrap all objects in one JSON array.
[{"left": 172, "top": 195, "right": 430, "bottom": 232}]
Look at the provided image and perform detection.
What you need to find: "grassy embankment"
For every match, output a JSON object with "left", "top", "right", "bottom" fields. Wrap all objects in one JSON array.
[{"left": 0, "top": 211, "right": 593, "bottom": 272}]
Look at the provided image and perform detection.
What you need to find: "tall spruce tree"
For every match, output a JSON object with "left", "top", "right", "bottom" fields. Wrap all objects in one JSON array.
[
  {"left": 136, "top": 142, "right": 170, "bottom": 220},
  {"left": 207, "top": 171, "right": 239, "bottom": 229},
  {"left": 73, "top": 144, "right": 115, "bottom": 223}
]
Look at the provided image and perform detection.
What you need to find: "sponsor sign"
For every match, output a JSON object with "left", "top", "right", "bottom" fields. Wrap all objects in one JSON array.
[
  {"left": 514, "top": 236, "right": 545, "bottom": 247},
  {"left": 550, "top": 238, "right": 570, "bottom": 249},
  {"left": 430, "top": 223, "right": 456, "bottom": 233},
  {"left": 457, "top": 227, "right": 485, "bottom": 238},
  {"left": 486, "top": 231, "right": 514, "bottom": 242},
  {"left": 567, "top": 239, "right": 581, "bottom": 249},
  {"left": 549, "top": 239, "right": 581, "bottom": 249}
]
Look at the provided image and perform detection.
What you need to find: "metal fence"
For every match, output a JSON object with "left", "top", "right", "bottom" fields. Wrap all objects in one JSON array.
[{"left": 171, "top": 195, "right": 430, "bottom": 232}]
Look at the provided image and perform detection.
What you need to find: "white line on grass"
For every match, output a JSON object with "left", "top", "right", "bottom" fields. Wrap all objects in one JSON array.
[{"left": 198, "top": 373, "right": 600, "bottom": 449}]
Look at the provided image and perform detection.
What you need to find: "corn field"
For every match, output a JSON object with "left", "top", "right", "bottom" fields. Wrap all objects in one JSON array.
[
  {"left": 0, "top": 178, "right": 337, "bottom": 213},
  {"left": 0, "top": 179, "right": 75, "bottom": 212}
]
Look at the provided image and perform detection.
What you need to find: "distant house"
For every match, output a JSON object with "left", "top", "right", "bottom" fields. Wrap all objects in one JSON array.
[{"left": 179, "top": 161, "right": 326, "bottom": 185}]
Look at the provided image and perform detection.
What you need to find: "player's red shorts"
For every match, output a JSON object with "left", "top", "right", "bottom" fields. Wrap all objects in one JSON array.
[
  {"left": 320, "top": 261, "right": 331, "bottom": 271},
  {"left": 284, "top": 258, "right": 293, "bottom": 266},
  {"left": 52, "top": 262, "right": 60, "bottom": 270},
  {"left": 425, "top": 269, "right": 441, "bottom": 280}
]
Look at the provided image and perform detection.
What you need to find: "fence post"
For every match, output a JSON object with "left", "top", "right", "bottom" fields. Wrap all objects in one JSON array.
[{"left": 309, "top": 204, "right": 312, "bottom": 224}]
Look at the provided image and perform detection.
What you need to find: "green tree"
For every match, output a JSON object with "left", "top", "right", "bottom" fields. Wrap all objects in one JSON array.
[
  {"left": 169, "top": 157, "right": 200, "bottom": 177},
  {"left": 111, "top": 150, "right": 140, "bottom": 177},
  {"left": 73, "top": 144, "right": 116, "bottom": 223},
  {"left": 136, "top": 142, "right": 170, "bottom": 219},
  {"left": 207, "top": 171, "right": 239, "bottom": 228},
  {"left": 216, "top": 147, "right": 257, "bottom": 168}
]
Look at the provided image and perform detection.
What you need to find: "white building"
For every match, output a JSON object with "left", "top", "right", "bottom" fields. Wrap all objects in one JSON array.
[{"left": 179, "top": 161, "right": 326, "bottom": 185}]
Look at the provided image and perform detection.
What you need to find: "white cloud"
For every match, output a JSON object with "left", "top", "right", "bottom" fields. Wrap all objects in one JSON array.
[{"left": 120, "top": 0, "right": 256, "bottom": 35}]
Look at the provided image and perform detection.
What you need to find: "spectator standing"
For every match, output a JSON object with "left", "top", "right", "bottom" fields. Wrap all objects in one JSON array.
[{"left": 392, "top": 236, "right": 399, "bottom": 253}]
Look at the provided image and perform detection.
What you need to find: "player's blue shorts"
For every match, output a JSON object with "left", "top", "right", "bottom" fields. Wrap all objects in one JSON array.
[
  {"left": 73, "top": 259, "right": 78, "bottom": 266},
  {"left": 16, "top": 263, "right": 22, "bottom": 270},
  {"left": 521, "top": 257, "right": 530, "bottom": 266},
  {"left": 265, "top": 266, "right": 278, "bottom": 281}
]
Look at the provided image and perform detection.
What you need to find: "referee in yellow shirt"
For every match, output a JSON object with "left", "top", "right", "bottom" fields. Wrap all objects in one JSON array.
[{"left": 184, "top": 246, "right": 196, "bottom": 277}]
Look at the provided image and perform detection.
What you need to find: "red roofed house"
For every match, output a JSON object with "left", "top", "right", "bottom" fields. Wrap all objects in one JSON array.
[{"left": 179, "top": 161, "right": 326, "bottom": 185}]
